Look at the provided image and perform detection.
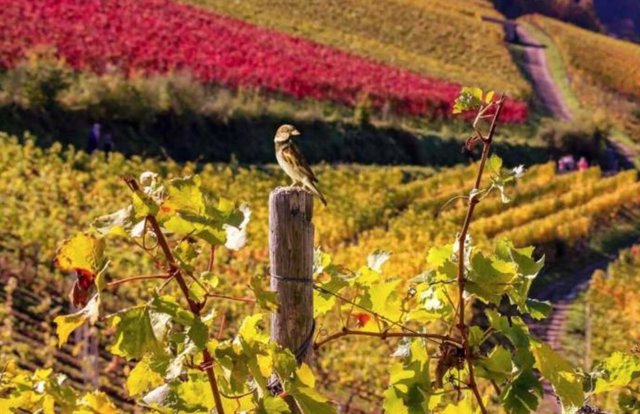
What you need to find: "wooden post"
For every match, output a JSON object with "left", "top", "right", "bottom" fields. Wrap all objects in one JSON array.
[{"left": 269, "top": 187, "right": 315, "bottom": 365}]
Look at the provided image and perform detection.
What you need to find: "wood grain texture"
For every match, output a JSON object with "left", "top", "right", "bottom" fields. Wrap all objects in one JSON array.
[{"left": 269, "top": 187, "right": 314, "bottom": 365}]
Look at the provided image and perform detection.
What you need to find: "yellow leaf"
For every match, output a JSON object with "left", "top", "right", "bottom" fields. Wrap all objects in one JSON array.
[
  {"left": 298, "top": 363, "right": 316, "bottom": 388},
  {"left": 77, "top": 391, "right": 118, "bottom": 414},
  {"left": 54, "top": 232, "right": 105, "bottom": 276},
  {"left": 126, "top": 357, "right": 164, "bottom": 397},
  {"left": 485, "top": 90, "right": 495, "bottom": 103},
  {"left": 43, "top": 394, "right": 55, "bottom": 414},
  {"left": 54, "top": 294, "right": 100, "bottom": 347}
]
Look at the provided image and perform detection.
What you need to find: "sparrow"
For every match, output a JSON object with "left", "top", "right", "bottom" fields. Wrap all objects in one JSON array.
[{"left": 274, "top": 124, "right": 328, "bottom": 206}]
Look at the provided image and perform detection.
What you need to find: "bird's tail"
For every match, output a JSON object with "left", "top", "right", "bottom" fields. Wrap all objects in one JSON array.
[{"left": 304, "top": 180, "right": 328, "bottom": 206}]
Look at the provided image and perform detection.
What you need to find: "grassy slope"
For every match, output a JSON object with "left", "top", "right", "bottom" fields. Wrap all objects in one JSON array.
[
  {"left": 181, "top": 0, "right": 531, "bottom": 98},
  {"left": 524, "top": 14, "right": 640, "bottom": 97},
  {"left": 519, "top": 21, "right": 582, "bottom": 115},
  {"left": 523, "top": 14, "right": 640, "bottom": 141}
]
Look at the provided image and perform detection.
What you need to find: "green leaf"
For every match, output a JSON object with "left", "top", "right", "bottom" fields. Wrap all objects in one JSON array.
[
  {"left": 163, "top": 213, "right": 227, "bottom": 246},
  {"left": 364, "top": 279, "right": 403, "bottom": 322},
  {"left": 522, "top": 299, "right": 552, "bottom": 320},
  {"left": 188, "top": 318, "right": 209, "bottom": 350},
  {"left": 150, "top": 295, "right": 196, "bottom": 327},
  {"left": 132, "top": 190, "right": 158, "bottom": 218},
  {"left": 174, "top": 240, "right": 198, "bottom": 273},
  {"left": 476, "top": 346, "right": 513, "bottom": 383},
  {"left": 467, "top": 252, "right": 517, "bottom": 304},
  {"left": 382, "top": 340, "right": 432, "bottom": 413},
  {"left": 109, "top": 306, "right": 163, "bottom": 359},
  {"left": 250, "top": 274, "right": 279, "bottom": 312},
  {"left": 426, "top": 244, "right": 453, "bottom": 268},
  {"left": 593, "top": 352, "right": 640, "bottom": 394},
  {"left": 54, "top": 294, "right": 100, "bottom": 346},
  {"left": 256, "top": 396, "right": 291, "bottom": 414},
  {"left": 238, "top": 313, "right": 269, "bottom": 346},
  {"left": 289, "top": 386, "right": 336, "bottom": 414},
  {"left": 488, "top": 155, "right": 503, "bottom": 174},
  {"left": 161, "top": 175, "right": 205, "bottom": 216},
  {"left": 453, "top": 87, "right": 485, "bottom": 114},
  {"left": 501, "top": 370, "right": 542, "bottom": 414},
  {"left": 126, "top": 356, "right": 164, "bottom": 397},
  {"left": 188, "top": 282, "right": 207, "bottom": 303},
  {"left": 531, "top": 341, "right": 584, "bottom": 410}
]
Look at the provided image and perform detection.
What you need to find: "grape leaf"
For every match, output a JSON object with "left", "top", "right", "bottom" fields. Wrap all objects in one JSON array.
[
  {"left": 501, "top": 370, "right": 542, "bottom": 414},
  {"left": 109, "top": 306, "right": 163, "bottom": 359},
  {"left": 256, "top": 396, "right": 290, "bottom": 414},
  {"left": 126, "top": 356, "right": 164, "bottom": 397},
  {"left": 187, "top": 318, "right": 209, "bottom": 350},
  {"left": 522, "top": 299, "right": 552, "bottom": 320},
  {"left": 476, "top": 346, "right": 513, "bottom": 383},
  {"left": 76, "top": 391, "right": 118, "bottom": 414},
  {"left": 383, "top": 340, "right": 432, "bottom": 413},
  {"left": 250, "top": 274, "right": 279, "bottom": 312},
  {"left": 593, "top": 352, "right": 640, "bottom": 394},
  {"left": 467, "top": 252, "right": 517, "bottom": 304},
  {"left": 54, "top": 294, "right": 100, "bottom": 347},
  {"left": 160, "top": 175, "right": 205, "bottom": 216},
  {"left": 54, "top": 232, "right": 105, "bottom": 277},
  {"left": 150, "top": 295, "right": 196, "bottom": 327},
  {"left": 289, "top": 386, "right": 335, "bottom": 414},
  {"left": 531, "top": 341, "right": 584, "bottom": 410}
]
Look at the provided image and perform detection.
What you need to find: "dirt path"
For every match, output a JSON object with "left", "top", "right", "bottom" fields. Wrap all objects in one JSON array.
[
  {"left": 527, "top": 260, "right": 607, "bottom": 413},
  {"left": 515, "top": 26, "right": 572, "bottom": 120}
]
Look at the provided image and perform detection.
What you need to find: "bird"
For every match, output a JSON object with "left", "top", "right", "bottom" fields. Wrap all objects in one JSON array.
[{"left": 274, "top": 124, "right": 328, "bottom": 206}]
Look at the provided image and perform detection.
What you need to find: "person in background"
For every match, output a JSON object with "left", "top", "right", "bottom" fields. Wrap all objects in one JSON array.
[
  {"left": 558, "top": 155, "right": 575, "bottom": 173},
  {"left": 102, "top": 126, "right": 114, "bottom": 158},
  {"left": 87, "top": 123, "right": 101, "bottom": 153},
  {"left": 577, "top": 156, "right": 589, "bottom": 171}
]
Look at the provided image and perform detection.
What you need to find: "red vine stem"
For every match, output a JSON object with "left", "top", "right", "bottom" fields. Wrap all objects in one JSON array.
[
  {"left": 124, "top": 176, "right": 226, "bottom": 414},
  {"left": 455, "top": 95, "right": 505, "bottom": 414},
  {"left": 106, "top": 273, "right": 170, "bottom": 289}
]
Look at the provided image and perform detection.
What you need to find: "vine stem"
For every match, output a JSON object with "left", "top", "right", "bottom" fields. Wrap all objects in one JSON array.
[
  {"left": 124, "top": 177, "right": 226, "bottom": 414},
  {"left": 456, "top": 95, "right": 505, "bottom": 414},
  {"left": 106, "top": 273, "right": 170, "bottom": 289},
  {"left": 314, "top": 328, "right": 461, "bottom": 350},
  {"left": 313, "top": 284, "right": 460, "bottom": 346}
]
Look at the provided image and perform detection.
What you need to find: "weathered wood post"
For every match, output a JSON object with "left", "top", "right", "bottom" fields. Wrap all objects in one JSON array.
[{"left": 269, "top": 187, "right": 315, "bottom": 365}]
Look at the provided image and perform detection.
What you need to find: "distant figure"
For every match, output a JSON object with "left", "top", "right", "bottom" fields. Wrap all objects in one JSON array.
[
  {"left": 577, "top": 156, "right": 589, "bottom": 171},
  {"left": 604, "top": 147, "right": 619, "bottom": 172},
  {"left": 102, "top": 127, "right": 114, "bottom": 157},
  {"left": 87, "top": 123, "right": 101, "bottom": 153},
  {"left": 558, "top": 155, "right": 576, "bottom": 173}
]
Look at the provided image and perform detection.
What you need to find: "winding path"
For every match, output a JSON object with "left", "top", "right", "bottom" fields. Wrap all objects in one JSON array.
[
  {"left": 510, "top": 23, "right": 637, "bottom": 413},
  {"left": 515, "top": 26, "right": 572, "bottom": 120}
]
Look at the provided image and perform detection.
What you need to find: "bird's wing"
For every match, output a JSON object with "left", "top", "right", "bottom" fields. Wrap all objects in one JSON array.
[{"left": 282, "top": 143, "right": 319, "bottom": 182}]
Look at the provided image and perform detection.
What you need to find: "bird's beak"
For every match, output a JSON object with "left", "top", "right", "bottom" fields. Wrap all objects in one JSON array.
[{"left": 291, "top": 129, "right": 301, "bottom": 136}]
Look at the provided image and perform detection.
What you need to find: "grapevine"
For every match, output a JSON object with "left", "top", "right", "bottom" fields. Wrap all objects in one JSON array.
[{"left": 1, "top": 88, "right": 639, "bottom": 413}]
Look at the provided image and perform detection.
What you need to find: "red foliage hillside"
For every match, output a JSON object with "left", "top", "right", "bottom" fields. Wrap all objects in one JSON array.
[{"left": 0, "top": 0, "right": 528, "bottom": 121}]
